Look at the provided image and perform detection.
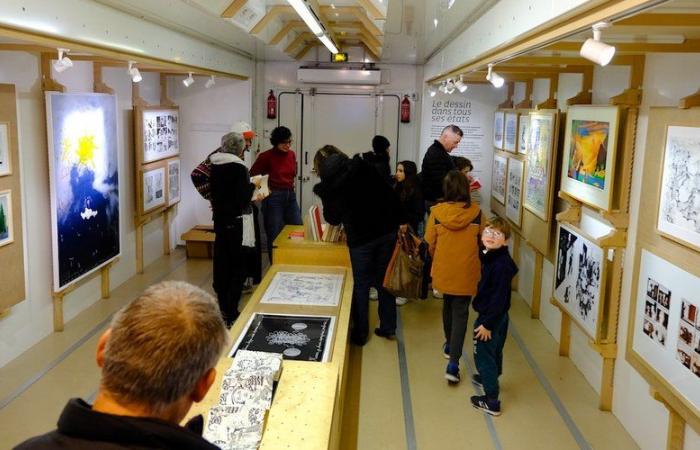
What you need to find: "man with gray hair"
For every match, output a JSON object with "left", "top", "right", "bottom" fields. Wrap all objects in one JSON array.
[{"left": 15, "top": 281, "right": 229, "bottom": 449}]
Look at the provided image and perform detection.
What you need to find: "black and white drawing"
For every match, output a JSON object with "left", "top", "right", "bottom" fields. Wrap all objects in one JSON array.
[
  {"left": 554, "top": 223, "right": 604, "bottom": 338},
  {"left": 142, "top": 166, "right": 165, "bottom": 213},
  {"left": 167, "top": 159, "right": 180, "bottom": 205},
  {"left": 518, "top": 114, "right": 530, "bottom": 154},
  {"left": 230, "top": 350, "right": 283, "bottom": 381},
  {"left": 504, "top": 112, "right": 518, "bottom": 152},
  {"left": 494, "top": 111, "right": 504, "bottom": 149},
  {"left": 230, "top": 313, "right": 335, "bottom": 362},
  {"left": 142, "top": 109, "right": 179, "bottom": 163},
  {"left": 492, "top": 154, "right": 507, "bottom": 204},
  {"left": 506, "top": 157, "right": 524, "bottom": 226},
  {"left": 642, "top": 277, "right": 671, "bottom": 347},
  {"left": 260, "top": 272, "right": 344, "bottom": 307},
  {"left": 658, "top": 126, "right": 700, "bottom": 251}
]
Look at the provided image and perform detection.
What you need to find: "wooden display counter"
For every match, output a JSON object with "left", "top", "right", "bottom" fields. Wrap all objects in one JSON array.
[
  {"left": 272, "top": 225, "right": 351, "bottom": 268},
  {"left": 186, "top": 263, "right": 354, "bottom": 449}
]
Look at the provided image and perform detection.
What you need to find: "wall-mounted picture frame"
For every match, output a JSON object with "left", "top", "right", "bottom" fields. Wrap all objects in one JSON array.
[
  {"left": 506, "top": 157, "right": 524, "bottom": 227},
  {"left": 517, "top": 113, "right": 530, "bottom": 155},
  {"left": 493, "top": 111, "right": 505, "bottom": 149},
  {"left": 523, "top": 111, "right": 556, "bottom": 221},
  {"left": 139, "top": 107, "right": 179, "bottom": 164},
  {"left": 503, "top": 112, "right": 518, "bottom": 153},
  {"left": 167, "top": 158, "right": 181, "bottom": 206},
  {"left": 141, "top": 163, "right": 167, "bottom": 214},
  {"left": 491, "top": 153, "right": 508, "bottom": 205},
  {"left": 0, "top": 190, "right": 13, "bottom": 247},
  {"left": 560, "top": 105, "right": 620, "bottom": 212},
  {"left": 657, "top": 125, "right": 700, "bottom": 252},
  {"left": 0, "top": 122, "right": 11, "bottom": 177}
]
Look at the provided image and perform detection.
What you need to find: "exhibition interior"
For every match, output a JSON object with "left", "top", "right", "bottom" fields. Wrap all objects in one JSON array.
[{"left": 2, "top": 0, "right": 700, "bottom": 448}]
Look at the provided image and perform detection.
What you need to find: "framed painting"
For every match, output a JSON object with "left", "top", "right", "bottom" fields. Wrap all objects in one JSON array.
[
  {"left": 491, "top": 154, "right": 507, "bottom": 205},
  {"left": 493, "top": 111, "right": 504, "bottom": 149},
  {"left": 0, "top": 122, "right": 10, "bottom": 177},
  {"left": 553, "top": 223, "right": 606, "bottom": 339},
  {"left": 140, "top": 108, "right": 179, "bottom": 164},
  {"left": 0, "top": 190, "right": 13, "bottom": 247},
  {"left": 142, "top": 164, "right": 166, "bottom": 214},
  {"left": 560, "top": 105, "right": 620, "bottom": 211},
  {"left": 657, "top": 126, "right": 700, "bottom": 252},
  {"left": 506, "top": 157, "right": 524, "bottom": 227},
  {"left": 503, "top": 112, "right": 518, "bottom": 153},
  {"left": 517, "top": 113, "right": 530, "bottom": 155},
  {"left": 167, "top": 158, "right": 181, "bottom": 206},
  {"left": 523, "top": 111, "right": 556, "bottom": 221},
  {"left": 45, "top": 92, "right": 120, "bottom": 291}
]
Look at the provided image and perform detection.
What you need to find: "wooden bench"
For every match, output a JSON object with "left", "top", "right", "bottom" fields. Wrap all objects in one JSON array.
[{"left": 181, "top": 225, "right": 215, "bottom": 258}]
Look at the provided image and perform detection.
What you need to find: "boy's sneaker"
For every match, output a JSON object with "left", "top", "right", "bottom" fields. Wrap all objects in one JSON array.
[
  {"left": 395, "top": 297, "right": 408, "bottom": 306},
  {"left": 369, "top": 287, "right": 378, "bottom": 301},
  {"left": 470, "top": 395, "right": 501, "bottom": 416},
  {"left": 471, "top": 374, "right": 483, "bottom": 388},
  {"left": 442, "top": 343, "right": 450, "bottom": 359},
  {"left": 445, "top": 362, "right": 460, "bottom": 383}
]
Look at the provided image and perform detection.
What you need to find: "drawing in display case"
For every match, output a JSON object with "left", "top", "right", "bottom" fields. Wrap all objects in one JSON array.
[
  {"left": 523, "top": 110, "right": 557, "bottom": 221},
  {"left": 560, "top": 105, "right": 621, "bottom": 212},
  {"left": 503, "top": 111, "right": 518, "bottom": 153},
  {"left": 491, "top": 154, "right": 507, "bottom": 205},
  {"left": 505, "top": 157, "right": 524, "bottom": 227},
  {"left": 493, "top": 111, "right": 505, "bottom": 149},
  {"left": 260, "top": 271, "right": 344, "bottom": 307}
]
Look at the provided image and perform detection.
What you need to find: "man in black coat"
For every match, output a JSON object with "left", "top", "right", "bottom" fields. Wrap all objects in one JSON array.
[
  {"left": 420, "top": 125, "right": 463, "bottom": 207},
  {"left": 361, "top": 135, "right": 393, "bottom": 185}
]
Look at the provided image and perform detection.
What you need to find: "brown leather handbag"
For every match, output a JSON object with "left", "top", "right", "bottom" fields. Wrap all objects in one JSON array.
[{"left": 383, "top": 229, "right": 424, "bottom": 299}]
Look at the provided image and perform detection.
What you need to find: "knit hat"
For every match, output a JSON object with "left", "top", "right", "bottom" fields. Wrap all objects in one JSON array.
[
  {"left": 372, "top": 135, "right": 390, "bottom": 154},
  {"left": 231, "top": 121, "right": 255, "bottom": 140}
]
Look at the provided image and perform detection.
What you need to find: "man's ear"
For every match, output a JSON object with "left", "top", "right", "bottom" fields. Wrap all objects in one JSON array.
[
  {"left": 191, "top": 368, "right": 217, "bottom": 403},
  {"left": 96, "top": 329, "right": 111, "bottom": 368}
]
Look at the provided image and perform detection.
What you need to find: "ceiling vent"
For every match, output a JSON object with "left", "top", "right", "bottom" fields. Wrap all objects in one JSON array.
[{"left": 297, "top": 67, "right": 382, "bottom": 85}]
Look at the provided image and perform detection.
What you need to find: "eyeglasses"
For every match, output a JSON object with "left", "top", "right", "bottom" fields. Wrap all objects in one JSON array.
[{"left": 483, "top": 228, "right": 505, "bottom": 239}]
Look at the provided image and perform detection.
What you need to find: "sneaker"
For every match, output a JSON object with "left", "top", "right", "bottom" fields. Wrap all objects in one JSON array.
[
  {"left": 442, "top": 343, "right": 450, "bottom": 359},
  {"left": 471, "top": 374, "right": 483, "bottom": 389},
  {"left": 432, "top": 289, "right": 443, "bottom": 299},
  {"left": 374, "top": 327, "right": 396, "bottom": 339},
  {"left": 445, "top": 362, "right": 460, "bottom": 383},
  {"left": 369, "top": 287, "right": 378, "bottom": 301},
  {"left": 395, "top": 297, "right": 408, "bottom": 306},
  {"left": 470, "top": 395, "right": 501, "bottom": 416}
]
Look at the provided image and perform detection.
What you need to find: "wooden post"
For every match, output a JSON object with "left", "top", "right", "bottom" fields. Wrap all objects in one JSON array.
[
  {"left": 531, "top": 249, "right": 543, "bottom": 319},
  {"left": 163, "top": 208, "right": 171, "bottom": 256},
  {"left": 101, "top": 264, "right": 111, "bottom": 299},
  {"left": 652, "top": 390, "right": 686, "bottom": 450},
  {"left": 559, "top": 307, "right": 571, "bottom": 357},
  {"left": 136, "top": 224, "right": 144, "bottom": 274},
  {"left": 600, "top": 355, "right": 616, "bottom": 411},
  {"left": 498, "top": 82, "right": 515, "bottom": 109},
  {"left": 53, "top": 294, "right": 64, "bottom": 332}
]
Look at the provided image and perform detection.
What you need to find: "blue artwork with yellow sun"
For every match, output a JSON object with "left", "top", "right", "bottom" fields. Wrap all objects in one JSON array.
[{"left": 46, "top": 93, "right": 120, "bottom": 290}]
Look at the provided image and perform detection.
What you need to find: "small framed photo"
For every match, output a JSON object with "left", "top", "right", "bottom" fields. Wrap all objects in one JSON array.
[{"left": 0, "top": 190, "right": 14, "bottom": 247}]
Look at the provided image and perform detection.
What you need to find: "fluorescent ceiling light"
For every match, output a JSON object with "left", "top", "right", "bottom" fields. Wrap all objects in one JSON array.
[
  {"left": 455, "top": 76, "right": 468, "bottom": 93},
  {"left": 486, "top": 64, "right": 504, "bottom": 88},
  {"left": 127, "top": 61, "right": 142, "bottom": 83},
  {"left": 580, "top": 22, "right": 616, "bottom": 66},
  {"left": 447, "top": 0, "right": 455, "bottom": 8},
  {"left": 53, "top": 48, "right": 73, "bottom": 73},
  {"left": 205, "top": 75, "right": 216, "bottom": 88},
  {"left": 319, "top": 34, "right": 339, "bottom": 54},
  {"left": 287, "top": 0, "right": 323, "bottom": 36},
  {"left": 183, "top": 72, "right": 194, "bottom": 87}
]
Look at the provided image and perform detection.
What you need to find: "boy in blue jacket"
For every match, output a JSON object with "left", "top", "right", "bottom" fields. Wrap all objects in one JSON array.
[{"left": 471, "top": 217, "right": 518, "bottom": 416}]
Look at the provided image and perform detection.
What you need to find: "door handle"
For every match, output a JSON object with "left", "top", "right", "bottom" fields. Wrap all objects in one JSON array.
[{"left": 305, "top": 151, "right": 308, "bottom": 165}]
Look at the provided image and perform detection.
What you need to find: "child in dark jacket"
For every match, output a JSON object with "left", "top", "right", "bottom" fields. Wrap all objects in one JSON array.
[{"left": 471, "top": 217, "right": 518, "bottom": 416}]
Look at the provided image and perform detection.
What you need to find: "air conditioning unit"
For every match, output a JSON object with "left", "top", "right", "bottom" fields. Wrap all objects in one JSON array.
[{"left": 297, "top": 68, "right": 382, "bottom": 85}]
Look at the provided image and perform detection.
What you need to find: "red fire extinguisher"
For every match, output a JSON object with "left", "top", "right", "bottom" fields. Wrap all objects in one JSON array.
[
  {"left": 400, "top": 95, "right": 411, "bottom": 123},
  {"left": 267, "top": 90, "right": 277, "bottom": 120}
]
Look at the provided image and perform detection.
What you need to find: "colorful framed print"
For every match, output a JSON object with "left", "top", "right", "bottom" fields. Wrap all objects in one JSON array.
[
  {"left": 506, "top": 157, "right": 524, "bottom": 227},
  {"left": 493, "top": 111, "right": 504, "bottom": 149},
  {"left": 491, "top": 154, "right": 507, "bottom": 205},
  {"left": 0, "top": 122, "right": 11, "bottom": 177},
  {"left": 167, "top": 158, "right": 181, "bottom": 206},
  {"left": 503, "top": 112, "right": 518, "bottom": 153},
  {"left": 0, "top": 190, "right": 13, "bottom": 247},
  {"left": 523, "top": 111, "right": 556, "bottom": 221}
]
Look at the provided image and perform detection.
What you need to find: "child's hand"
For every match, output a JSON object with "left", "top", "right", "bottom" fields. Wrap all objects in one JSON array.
[{"left": 474, "top": 325, "right": 492, "bottom": 341}]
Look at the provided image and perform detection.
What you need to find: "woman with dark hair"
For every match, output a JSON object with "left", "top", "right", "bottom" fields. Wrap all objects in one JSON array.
[
  {"left": 394, "top": 160, "right": 424, "bottom": 233},
  {"left": 250, "top": 126, "right": 303, "bottom": 260},
  {"left": 313, "top": 145, "right": 407, "bottom": 345},
  {"left": 425, "top": 170, "right": 484, "bottom": 383}
]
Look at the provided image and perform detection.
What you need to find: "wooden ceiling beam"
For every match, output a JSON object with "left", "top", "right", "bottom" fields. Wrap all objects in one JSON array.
[
  {"left": 339, "top": 36, "right": 381, "bottom": 56},
  {"left": 506, "top": 54, "right": 641, "bottom": 66},
  {"left": 545, "top": 39, "right": 700, "bottom": 53},
  {"left": 269, "top": 21, "right": 305, "bottom": 45},
  {"left": 615, "top": 13, "right": 700, "bottom": 26},
  {"left": 250, "top": 5, "right": 291, "bottom": 35},
  {"left": 357, "top": 0, "right": 385, "bottom": 20},
  {"left": 336, "top": 31, "right": 381, "bottom": 49},
  {"left": 285, "top": 32, "right": 314, "bottom": 54},
  {"left": 322, "top": 6, "right": 383, "bottom": 36},
  {"left": 295, "top": 43, "right": 315, "bottom": 60},
  {"left": 221, "top": 0, "right": 247, "bottom": 18},
  {"left": 358, "top": 42, "right": 381, "bottom": 62}
]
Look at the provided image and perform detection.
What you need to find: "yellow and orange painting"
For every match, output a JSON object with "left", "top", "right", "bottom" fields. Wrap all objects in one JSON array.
[{"left": 567, "top": 120, "right": 609, "bottom": 190}]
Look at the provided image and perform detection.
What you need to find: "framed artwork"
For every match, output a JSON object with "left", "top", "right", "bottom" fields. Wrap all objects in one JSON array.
[
  {"left": 260, "top": 272, "right": 344, "bottom": 307},
  {"left": 506, "top": 157, "right": 524, "bottom": 227},
  {"left": 230, "top": 313, "right": 336, "bottom": 362},
  {"left": 503, "top": 112, "right": 518, "bottom": 152},
  {"left": 493, "top": 111, "right": 504, "bottom": 149},
  {"left": 0, "top": 190, "right": 13, "bottom": 247},
  {"left": 517, "top": 114, "right": 530, "bottom": 154},
  {"left": 45, "top": 92, "right": 120, "bottom": 291},
  {"left": 167, "top": 159, "right": 181, "bottom": 206},
  {"left": 657, "top": 126, "right": 700, "bottom": 251},
  {"left": 523, "top": 111, "right": 556, "bottom": 220},
  {"left": 491, "top": 154, "right": 507, "bottom": 204},
  {"left": 0, "top": 122, "right": 10, "bottom": 176},
  {"left": 141, "top": 108, "right": 179, "bottom": 164},
  {"left": 560, "top": 105, "right": 620, "bottom": 211},
  {"left": 553, "top": 223, "right": 606, "bottom": 339},
  {"left": 142, "top": 165, "right": 166, "bottom": 213},
  {"left": 632, "top": 249, "right": 700, "bottom": 413}
]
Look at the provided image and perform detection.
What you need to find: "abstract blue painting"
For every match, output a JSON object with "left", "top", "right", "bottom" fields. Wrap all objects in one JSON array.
[{"left": 46, "top": 92, "right": 120, "bottom": 291}]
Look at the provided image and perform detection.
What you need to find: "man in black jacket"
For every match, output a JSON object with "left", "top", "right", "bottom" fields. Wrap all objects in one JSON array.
[
  {"left": 15, "top": 281, "right": 229, "bottom": 450},
  {"left": 421, "top": 125, "right": 463, "bottom": 206},
  {"left": 361, "top": 135, "right": 393, "bottom": 185}
]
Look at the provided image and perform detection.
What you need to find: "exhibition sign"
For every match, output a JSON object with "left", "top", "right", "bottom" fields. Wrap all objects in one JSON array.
[
  {"left": 523, "top": 111, "right": 556, "bottom": 221},
  {"left": 506, "top": 157, "right": 524, "bottom": 227},
  {"left": 45, "top": 92, "right": 120, "bottom": 291},
  {"left": 560, "top": 105, "right": 620, "bottom": 211},
  {"left": 491, "top": 154, "right": 507, "bottom": 205}
]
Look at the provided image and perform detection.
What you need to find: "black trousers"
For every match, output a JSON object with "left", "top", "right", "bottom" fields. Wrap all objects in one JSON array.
[
  {"left": 213, "top": 219, "right": 245, "bottom": 326},
  {"left": 442, "top": 294, "right": 472, "bottom": 365}
]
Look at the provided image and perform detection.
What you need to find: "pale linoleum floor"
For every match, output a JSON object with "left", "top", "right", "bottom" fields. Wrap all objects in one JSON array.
[{"left": 0, "top": 251, "right": 639, "bottom": 449}]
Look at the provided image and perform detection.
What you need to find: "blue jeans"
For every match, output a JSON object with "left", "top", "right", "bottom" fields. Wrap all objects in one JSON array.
[
  {"left": 262, "top": 190, "right": 302, "bottom": 260},
  {"left": 473, "top": 314, "right": 509, "bottom": 399},
  {"left": 348, "top": 232, "right": 397, "bottom": 343}
]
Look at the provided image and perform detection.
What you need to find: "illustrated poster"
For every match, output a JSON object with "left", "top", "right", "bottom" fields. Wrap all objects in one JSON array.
[
  {"left": 494, "top": 111, "right": 504, "bottom": 149},
  {"left": 143, "top": 167, "right": 165, "bottom": 212},
  {"left": 506, "top": 158, "right": 524, "bottom": 226},
  {"left": 524, "top": 112, "right": 555, "bottom": 220},
  {"left": 492, "top": 154, "right": 507, "bottom": 204},
  {"left": 518, "top": 114, "right": 530, "bottom": 154},
  {"left": 504, "top": 112, "right": 518, "bottom": 152},
  {"left": 142, "top": 109, "right": 179, "bottom": 163},
  {"left": 260, "top": 272, "right": 344, "bottom": 306},
  {"left": 167, "top": 159, "right": 181, "bottom": 205}
]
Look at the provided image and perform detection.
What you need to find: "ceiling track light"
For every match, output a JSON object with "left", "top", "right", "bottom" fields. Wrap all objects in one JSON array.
[
  {"left": 205, "top": 75, "right": 216, "bottom": 89},
  {"left": 429, "top": 86, "right": 437, "bottom": 97},
  {"left": 287, "top": 0, "right": 324, "bottom": 36},
  {"left": 53, "top": 48, "right": 73, "bottom": 73},
  {"left": 445, "top": 79, "right": 456, "bottom": 94},
  {"left": 486, "top": 64, "right": 505, "bottom": 88},
  {"left": 580, "top": 21, "right": 616, "bottom": 66},
  {"left": 127, "top": 61, "right": 142, "bottom": 83},
  {"left": 438, "top": 81, "right": 447, "bottom": 94},
  {"left": 454, "top": 75, "right": 468, "bottom": 93},
  {"left": 183, "top": 72, "right": 194, "bottom": 87},
  {"left": 319, "top": 34, "right": 339, "bottom": 55}
]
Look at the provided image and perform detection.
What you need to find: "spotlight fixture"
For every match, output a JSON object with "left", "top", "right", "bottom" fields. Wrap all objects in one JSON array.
[
  {"left": 454, "top": 76, "right": 468, "bottom": 93},
  {"left": 429, "top": 87, "right": 437, "bottom": 98},
  {"left": 445, "top": 79, "right": 456, "bottom": 94},
  {"left": 438, "top": 81, "right": 447, "bottom": 94},
  {"left": 486, "top": 64, "right": 504, "bottom": 88},
  {"left": 205, "top": 75, "right": 216, "bottom": 89},
  {"left": 580, "top": 21, "right": 616, "bottom": 66},
  {"left": 127, "top": 61, "right": 142, "bottom": 83},
  {"left": 183, "top": 72, "right": 194, "bottom": 87},
  {"left": 53, "top": 48, "right": 73, "bottom": 73}
]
